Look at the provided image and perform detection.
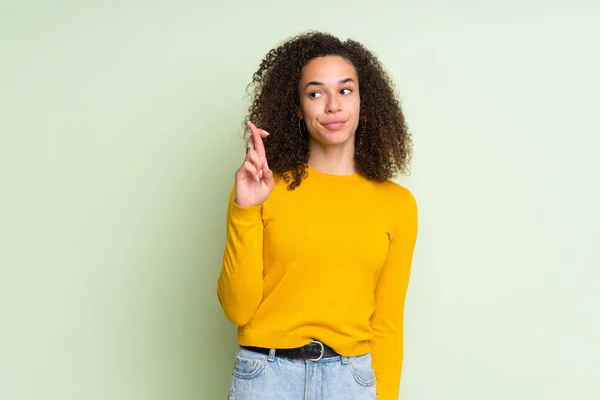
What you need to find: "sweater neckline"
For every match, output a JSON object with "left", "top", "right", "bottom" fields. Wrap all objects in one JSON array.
[{"left": 306, "top": 165, "right": 361, "bottom": 182}]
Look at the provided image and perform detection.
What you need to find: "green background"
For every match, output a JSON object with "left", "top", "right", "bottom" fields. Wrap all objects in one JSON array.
[{"left": 1, "top": 1, "right": 598, "bottom": 399}]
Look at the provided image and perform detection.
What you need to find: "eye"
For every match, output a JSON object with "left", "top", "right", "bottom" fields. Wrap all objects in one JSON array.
[
  {"left": 309, "top": 92, "right": 323, "bottom": 98},
  {"left": 340, "top": 88, "right": 352, "bottom": 95}
]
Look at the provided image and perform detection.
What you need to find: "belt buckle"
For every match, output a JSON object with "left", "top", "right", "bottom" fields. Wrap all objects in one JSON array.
[{"left": 308, "top": 340, "right": 324, "bottom": 362}]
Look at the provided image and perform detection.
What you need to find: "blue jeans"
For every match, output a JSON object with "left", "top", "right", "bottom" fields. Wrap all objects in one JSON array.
[{"left": 227, "top": 346, "right": 377, "bottom": 399}]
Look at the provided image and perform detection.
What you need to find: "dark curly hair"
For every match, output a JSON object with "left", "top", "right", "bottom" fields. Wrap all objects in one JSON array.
[{"left": 244, "top": 31, "right": 412, "bottom": 190}]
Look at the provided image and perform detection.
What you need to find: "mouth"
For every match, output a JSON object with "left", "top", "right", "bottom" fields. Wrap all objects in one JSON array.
[{"left": 321, "top": 119, "right": 347, "bottom": 131}]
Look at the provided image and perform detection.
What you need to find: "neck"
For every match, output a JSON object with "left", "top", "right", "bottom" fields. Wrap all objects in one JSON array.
[{"left": 307, "top": 138, "right": 356, "bottom": 175}]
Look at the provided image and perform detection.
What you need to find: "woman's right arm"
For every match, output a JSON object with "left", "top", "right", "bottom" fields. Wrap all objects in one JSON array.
[
  {"left": 217, "top": 187, "right": 265, "bottom": 326},
  {"left": 216, "top": 122, "right": 273, "bottom": 326}
]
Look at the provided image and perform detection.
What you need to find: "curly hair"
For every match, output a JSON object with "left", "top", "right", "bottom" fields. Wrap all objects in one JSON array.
[{"left": 244, "top": 31, "right": 412, "bottom": 190}]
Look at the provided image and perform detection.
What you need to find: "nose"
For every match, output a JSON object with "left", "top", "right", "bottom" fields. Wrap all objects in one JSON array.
[{"left": 326, "top": 94, "right": 341, "bottom": 113}]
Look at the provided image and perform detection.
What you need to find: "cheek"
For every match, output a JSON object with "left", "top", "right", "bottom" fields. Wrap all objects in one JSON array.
[
  {"left": 352, "top": 96, "right": 362, "bottom": 113},
  {"left": 301, "top": 102, "right": 320, "bottom": 121},
  {"left": 349, "top": 102, "right": 361, "bottom": 129},
  {"left": 347, "top": 100, "right": 361, "bottom": 120},
  {"left": 342, "top": 95, "right": 360, "bottom": 112}
]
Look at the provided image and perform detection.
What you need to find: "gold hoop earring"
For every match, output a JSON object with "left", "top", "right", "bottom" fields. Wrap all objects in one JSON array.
[{"left": 298, "top": 119, "right": 306, "bottom": 139}]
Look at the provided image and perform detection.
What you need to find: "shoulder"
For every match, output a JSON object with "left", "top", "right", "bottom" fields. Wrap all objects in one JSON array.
[
  {"left": 374, "top": 180, "right": 418, "bottom": 233},
  {"left": 376, "top": 180, "right": 418, "bottom": 238},
  {"left": 375, "top": 179, "right": 417, "bottom": 209}
]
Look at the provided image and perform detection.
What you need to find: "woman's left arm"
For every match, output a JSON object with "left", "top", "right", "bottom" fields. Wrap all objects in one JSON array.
[{"left": 369, "top": 189, "right": 418, "bottom": 400}]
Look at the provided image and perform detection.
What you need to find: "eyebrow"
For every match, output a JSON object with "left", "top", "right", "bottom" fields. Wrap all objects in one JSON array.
[{"left": 304, "top": 78, "right": 355, "bottom": 89}]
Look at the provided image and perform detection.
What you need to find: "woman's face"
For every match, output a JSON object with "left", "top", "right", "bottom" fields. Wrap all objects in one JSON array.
[{"left": 298, "top": 56, "right": 360, "bottom": 147}]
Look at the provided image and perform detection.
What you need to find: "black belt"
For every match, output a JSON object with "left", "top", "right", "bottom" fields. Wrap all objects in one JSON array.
[{"left": 242, "top": 340, "right": 339, "bottom": 361}]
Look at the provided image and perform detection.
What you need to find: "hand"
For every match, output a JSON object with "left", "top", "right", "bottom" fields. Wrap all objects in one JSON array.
[{"left": 234, "top": 122, "right": 275, "bottom": 208}]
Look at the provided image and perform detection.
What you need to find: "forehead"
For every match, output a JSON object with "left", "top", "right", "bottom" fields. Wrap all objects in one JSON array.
[{"left": 300, "top": 55, "right": 358, "bottom": 84}]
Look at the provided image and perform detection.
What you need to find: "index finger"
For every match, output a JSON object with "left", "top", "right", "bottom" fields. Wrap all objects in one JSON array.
[
  {"left": 248, "top": 122, "right": 266, "bottom": 160},
  {"left": 246, "top": 136, "right": 254, "bottom": 153}
]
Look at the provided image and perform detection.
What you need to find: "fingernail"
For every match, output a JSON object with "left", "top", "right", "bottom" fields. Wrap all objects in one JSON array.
[
  {"left": 261, "top": 129, "right": 270, "bottom": 136},
  {"left": 258, "top": 170, "right": 263, "bottom": 179},
  {"left": 264, "top": 161, "right": 269, "bottom": 171}
]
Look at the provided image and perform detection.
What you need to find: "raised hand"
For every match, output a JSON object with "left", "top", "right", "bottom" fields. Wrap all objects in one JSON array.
[{"left": 234, "top": 122, "right": 275, "bottom": 208}]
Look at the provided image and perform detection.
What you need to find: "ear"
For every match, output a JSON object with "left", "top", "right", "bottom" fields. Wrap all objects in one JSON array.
[{"left": 296, "top": 106, "right": 303, "bottom": 120}]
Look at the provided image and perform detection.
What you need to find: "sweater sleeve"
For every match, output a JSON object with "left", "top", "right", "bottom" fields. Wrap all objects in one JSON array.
[
  {"left": 369, "top": 190, "right": 418, "bottom": 400},
  {"left": 216, "top": 185, "right": 265, "bottom": 326}
]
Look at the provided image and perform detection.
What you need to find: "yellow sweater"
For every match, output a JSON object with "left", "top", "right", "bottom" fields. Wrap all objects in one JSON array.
[{"left": 217, "top": 166, "right": 418, "bottom": 399}]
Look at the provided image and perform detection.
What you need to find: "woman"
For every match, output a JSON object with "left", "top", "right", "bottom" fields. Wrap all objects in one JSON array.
[{"left": 217, "top": 31, "right": 418, "bottom": 400}]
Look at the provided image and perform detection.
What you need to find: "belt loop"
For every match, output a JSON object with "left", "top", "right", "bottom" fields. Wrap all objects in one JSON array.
[
  {"left": 267, "top": 348, "right": 276, "bottom": 361},
  {"left": 341, "top": 356, "right": 350, "bottom": 365}
]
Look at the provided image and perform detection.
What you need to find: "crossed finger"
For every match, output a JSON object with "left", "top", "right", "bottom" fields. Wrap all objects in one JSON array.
[
  {"left": 246, "top": 136, "right": 255, "bottom": 155},
  {"left": 248, "top": 122, "right": 267, "bottom": 160},
  {"left": 246, "top": 146, "right": 264, "bottom": 178}
]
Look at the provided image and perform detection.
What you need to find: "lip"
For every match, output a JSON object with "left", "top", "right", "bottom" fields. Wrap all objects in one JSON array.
[{"left": 321, "top": 119, "right": 347, "bottom": 131}]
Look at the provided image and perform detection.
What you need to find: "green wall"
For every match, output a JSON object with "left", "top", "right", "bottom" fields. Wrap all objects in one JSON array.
[{"left": 1, "top": 1, "right": 599, "bottom": 399}]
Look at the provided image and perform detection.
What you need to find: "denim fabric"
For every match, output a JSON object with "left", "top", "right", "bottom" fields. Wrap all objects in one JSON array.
[{"left": 227, "top": 346, "right": 377, "bottom": 400}]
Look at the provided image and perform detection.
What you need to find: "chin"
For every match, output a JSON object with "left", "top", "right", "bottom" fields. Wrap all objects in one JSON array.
[{"left": 314, "top": 130, "right": 355, "bottom": 146}]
